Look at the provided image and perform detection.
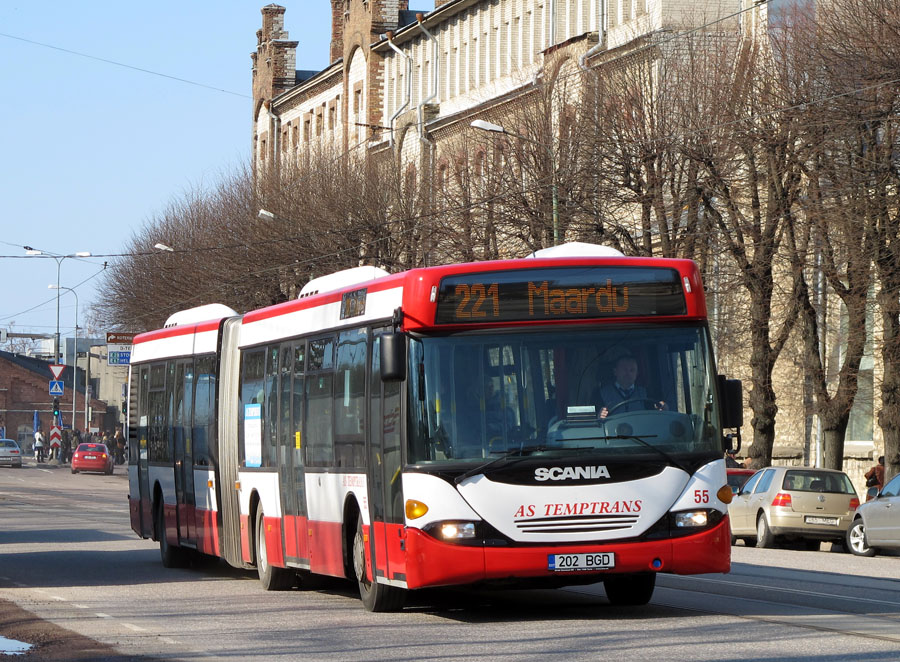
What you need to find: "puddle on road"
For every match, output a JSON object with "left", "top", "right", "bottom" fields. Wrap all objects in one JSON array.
[{"left": 0, "top": 635, "right": 32, "bottom": 655}]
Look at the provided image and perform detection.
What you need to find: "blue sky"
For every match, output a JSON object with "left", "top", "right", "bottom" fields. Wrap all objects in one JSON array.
[{"left": 0, "top": 1, "right": 330, "bottom": 342}]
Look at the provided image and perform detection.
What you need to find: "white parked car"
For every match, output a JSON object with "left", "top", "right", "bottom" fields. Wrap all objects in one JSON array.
[
  {"left": 846, "top": 472, "right": 900, "bottom": 556},
  {"left": 0, "top": 439, "right": 23, "bottom": 468}
]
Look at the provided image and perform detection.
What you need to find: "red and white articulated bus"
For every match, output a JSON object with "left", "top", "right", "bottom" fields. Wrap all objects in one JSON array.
[{"left": 126, "top": 243, "right": 743, "bottom": 611}]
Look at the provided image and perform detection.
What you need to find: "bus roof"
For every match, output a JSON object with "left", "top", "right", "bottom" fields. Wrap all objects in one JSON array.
[{"left": 132, "top": 247, "right": 707, "bottom": 358}]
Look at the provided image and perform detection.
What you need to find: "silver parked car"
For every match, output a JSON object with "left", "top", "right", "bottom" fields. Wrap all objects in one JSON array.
[
  {"left": 729, "top": 466, "right": 859, "bottom": 550},
  {"left": 0, "top": 439, "right": 23, "bottom": 467},
  {"left": 846, "top": 472, "right": 900, "bottom": 556}
]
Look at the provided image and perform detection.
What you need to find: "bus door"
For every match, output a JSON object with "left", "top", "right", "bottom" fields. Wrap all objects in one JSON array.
[
  {"left": 173, "top": 360, "right": 196, "bottom": 544},
  {"left": 182, "top": 360, "right": 196, "bottom": 542},
  {"left": 367, "top": 330, "right": 406, "bottom": 584},
  {"left": 134, "top": 365, "right": 152, "bottom": 537},
  {"left": 280, "top": 341, "right": 308, "bottom": 563}
]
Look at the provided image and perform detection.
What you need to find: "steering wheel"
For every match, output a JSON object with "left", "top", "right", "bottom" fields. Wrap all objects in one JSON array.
[{"left": 606, "top": 398, "right": 659, "bottom": 416}]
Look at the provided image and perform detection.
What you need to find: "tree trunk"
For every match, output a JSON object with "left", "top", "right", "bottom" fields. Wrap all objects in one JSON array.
[
  {"left": 747, "top": 286, "right": 778, "bottom": 469},
  {"left": 822, "top": 417, "right": 850, "bottom": 471}
]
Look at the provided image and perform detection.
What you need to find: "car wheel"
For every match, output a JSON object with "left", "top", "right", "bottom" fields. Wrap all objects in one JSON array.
[
  {"left": 846, "top": 519, "right": 876, "bottom": 557},
  {"left": 604, "top": 573, "right": 657, "bottom": 606},
  {"left": 756, "top": 513, "right": 775, "bottom": 548},
  {"left": 255, "top": 508, "right": 294, "bottom": 590},
  {"left": 71, "top": 468, "right": 77, "bottom": 474}
]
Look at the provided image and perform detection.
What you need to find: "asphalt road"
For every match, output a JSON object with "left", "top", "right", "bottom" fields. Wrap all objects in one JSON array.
[{"left": 1, "top": 459, "right": 899, "bottom": 661}]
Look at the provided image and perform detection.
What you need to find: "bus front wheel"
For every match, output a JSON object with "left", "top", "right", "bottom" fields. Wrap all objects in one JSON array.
[
  {"left": 352, "top": 517, "right": 405, "bottom": 612},
  {"left": 255, "top": 509, "right": 294, "bottom": 590}
]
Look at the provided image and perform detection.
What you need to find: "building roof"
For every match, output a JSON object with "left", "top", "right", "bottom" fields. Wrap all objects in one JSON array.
[{"left": 0, "top": 349, "right": 85, "bottom": 394}]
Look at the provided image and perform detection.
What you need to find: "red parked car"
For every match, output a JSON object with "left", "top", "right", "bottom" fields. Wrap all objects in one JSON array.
[{"left": 71, "top": 443, "right": 114, "bottom": 475}]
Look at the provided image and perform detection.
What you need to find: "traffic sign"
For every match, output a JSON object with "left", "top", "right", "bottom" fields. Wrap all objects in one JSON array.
[
  {"left": 49, "top": 426, "right": 61, "bottom": 448},
  {"left": 107, "top": 332, "right": 136, "bottom": 344},
  {"left": 108, "top": 346, "right": 132, "bottom": 365},
  {"left": 49, "top": 364, "right": 65, "bottom": 380},
  {"left": 49, "top": 380, "right": 64, "bottom": 396}
]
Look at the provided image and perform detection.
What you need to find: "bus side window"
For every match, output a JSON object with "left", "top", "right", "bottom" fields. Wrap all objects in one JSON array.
[
  {"left": 239, "top": 349, "right": 266, "bottom": 467},
  {"left": 305, "top": 337, "right": 335, "bottom": 466},
  {"left": 334, "top": 328, "right": 367, "bottom": 468}
]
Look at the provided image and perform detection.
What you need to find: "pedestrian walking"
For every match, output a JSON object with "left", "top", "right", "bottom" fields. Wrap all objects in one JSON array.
[
  {"left": 33, "top": 431, "right": 45, "bottom": 463},
  {"left": 865, "top": 455, "right": 885, "bottom": 492},
  {"left": 114, "top": 427, "right": 125, "bottom": 465}
]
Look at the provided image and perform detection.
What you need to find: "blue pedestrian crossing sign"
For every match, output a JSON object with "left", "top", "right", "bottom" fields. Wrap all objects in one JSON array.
[{"left": 49, "top": 380, "right": 64, "bottom": 396}]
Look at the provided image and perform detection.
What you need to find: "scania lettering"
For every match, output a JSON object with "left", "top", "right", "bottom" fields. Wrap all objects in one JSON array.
[
  {"left": 126, "top": 245, "right": 742, "bottom": 612},
  {"left": 534, "top": 466, "right": 610, "bottom": 481}
]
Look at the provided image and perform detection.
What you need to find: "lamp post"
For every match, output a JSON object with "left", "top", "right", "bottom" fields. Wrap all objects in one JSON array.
[
  {"left": 154, "top": 243, "right": 174, "bottom": 252},
  {"left": 48, "top": 284, "right": 78, "bottom": 430},
  {"left": 470, "top": 119, "right": 559, "bottom": 245},
  {"left": 25, "top": 247, "right": 91, "bottom": 362}
]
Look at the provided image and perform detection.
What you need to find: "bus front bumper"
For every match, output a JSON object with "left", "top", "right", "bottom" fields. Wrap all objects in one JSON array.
[{"left": 403, "top": 515, "right": 731, "bottom": 589}]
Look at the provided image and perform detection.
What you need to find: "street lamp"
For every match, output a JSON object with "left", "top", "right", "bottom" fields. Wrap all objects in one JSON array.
[
  {"left": 257, "top": 208, "right": 277, "bottom": 222},
  {"left": 470, "top": 119, "right": 560, "bottom": 245},
  {"left": 154, "top": 243, "right": 174, "bottom": 252},
  {"left": 26, "top": 247, "right": 91, "bottom": 363},
  {"left": 49, "top": 284, "right": 78, "bottom": 430}
]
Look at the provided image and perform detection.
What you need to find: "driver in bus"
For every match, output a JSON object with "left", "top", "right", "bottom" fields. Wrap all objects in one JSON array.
[{"left": 599, "top": 355, "right": 667, "bottom": 419}]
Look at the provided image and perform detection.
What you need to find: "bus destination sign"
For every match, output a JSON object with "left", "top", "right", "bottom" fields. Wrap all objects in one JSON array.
[{"left": 434, "top": 267, "right": 686, "bottom": 324}]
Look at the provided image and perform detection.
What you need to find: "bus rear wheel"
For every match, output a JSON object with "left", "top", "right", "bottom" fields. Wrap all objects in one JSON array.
[
  {"left": 603, "top": 573, "right": 656, "bottom": 606},
  {"left": 156, "top": 503, "right": 186, "bottom": 568},
  {"left": 352, "top": 517, "right": 405, "bottom": 612},
  {"left": 255, "top": 509, "right": 294, "bottom": 590}
]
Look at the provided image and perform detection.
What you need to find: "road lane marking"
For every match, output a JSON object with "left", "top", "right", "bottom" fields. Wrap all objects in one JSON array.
[
  {"left": 661, "top": 575, "right": 900, "bottom": 608},
  {"left": 95, "top": 612, "right": 112, "bottom": 619},
  {"left": 652, "top": 588, "right": 900, "bottom": 644},
  {"left": 50, "top": 596, "right": 66, "bottom": 601},
  {"left": 122, "top": 623, "right": 146, "bottom": 632},
  {"left": 73, "top": 604, "right": 88, "bottom": 609},
  {"left": 160, "top": 637, "right": 177, "bottom": 644}
]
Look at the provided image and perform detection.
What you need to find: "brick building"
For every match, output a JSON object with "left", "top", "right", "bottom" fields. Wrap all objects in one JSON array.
[
  {"left": 250, "top": 1, "right": 882, "bottom": 495},
  {"left": 0, "top": 350, "right": 107, "bottom": 449}
]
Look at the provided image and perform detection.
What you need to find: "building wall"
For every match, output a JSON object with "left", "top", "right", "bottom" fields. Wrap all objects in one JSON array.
[
  {"left": 0, "top": 353, "right": 107, "bottom": 448},
  {"left": 251, "top": 1, "right": 882, "bottom": 474}
]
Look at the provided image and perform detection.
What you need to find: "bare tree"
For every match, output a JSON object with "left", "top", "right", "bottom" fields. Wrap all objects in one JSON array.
[{"left": 815, "top": 0, "right": 900, "bottom": 479}]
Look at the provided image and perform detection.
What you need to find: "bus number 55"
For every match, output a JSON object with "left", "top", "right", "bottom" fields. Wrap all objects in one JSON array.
[{"left": 693, "top": 489, "right": 709, "bottom": 504}]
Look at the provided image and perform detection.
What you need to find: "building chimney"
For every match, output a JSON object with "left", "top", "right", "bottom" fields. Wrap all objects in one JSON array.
[{"left": 330, "top": 0, "right": 344, "bottom": 63}]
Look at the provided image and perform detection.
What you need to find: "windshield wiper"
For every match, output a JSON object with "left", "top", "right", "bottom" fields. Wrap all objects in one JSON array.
[
  {"left": 600, "top": 434, "right": 690, "bottom": 473},
  {"left": 453, "top": 445, "right": 548, "bottom": 485},
  {"left": 453, "top": 445, "right": 604, "bottom": 484}
]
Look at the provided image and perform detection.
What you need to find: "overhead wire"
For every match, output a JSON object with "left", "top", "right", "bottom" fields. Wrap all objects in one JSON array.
[
  {"left": 0, "top": 31, "right": 250, "bottom": 99},
  {"left": 8, "top": 0, "right": 898, "bottom": 329}
]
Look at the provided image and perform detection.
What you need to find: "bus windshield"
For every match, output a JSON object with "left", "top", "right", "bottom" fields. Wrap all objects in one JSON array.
[{"left": 407, "top": 324, "right": 721, "bottom": 464}]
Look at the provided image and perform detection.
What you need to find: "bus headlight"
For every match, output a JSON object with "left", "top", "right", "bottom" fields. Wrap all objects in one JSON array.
[
  {"left": 439, "top": 522, "right": 477, "bottom": 540},
  {"left": 673, "top": 510, "right": 709, "bottom": 528}
]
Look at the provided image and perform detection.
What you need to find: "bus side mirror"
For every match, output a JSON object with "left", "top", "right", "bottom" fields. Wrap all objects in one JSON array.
[
  {"left": 380, "top": 332, "right": 406, "bottom": 382},
  {"left": 718, "top": 376, "right": 743, "bottom": 429}
]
